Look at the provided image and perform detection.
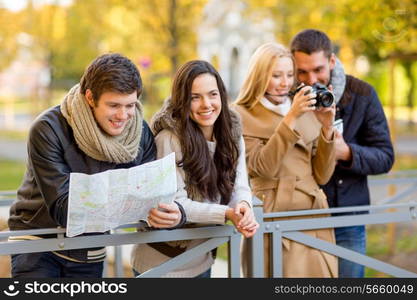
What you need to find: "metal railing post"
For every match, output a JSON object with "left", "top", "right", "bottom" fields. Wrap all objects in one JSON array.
[
  {"left": 228, "top": 229, "right": 242, "bottom": 277},
  {"left": 271, "top": 225, "right": 283, "bottom": 277},
  {"left": 114, "top": 245, "right": 124, "bottom": 277},
  {"left": 247, "top": 196, "right": 264, "bottom": 277}
]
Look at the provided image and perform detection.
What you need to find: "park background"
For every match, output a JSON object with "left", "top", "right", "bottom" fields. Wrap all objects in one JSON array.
[{"left": 0, "top": 0, "right": 416, "bottom": 277}]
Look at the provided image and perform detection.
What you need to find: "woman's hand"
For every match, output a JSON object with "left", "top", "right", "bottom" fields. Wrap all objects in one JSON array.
[
  {"left": 284, "top": 84, "right": 317, "bottom": 129},
  {"left": 226, "top": 202, "right": 259, "bottom": 238},
  {"left": 147, "top": 203, "right": 182, "bottom": 228}
]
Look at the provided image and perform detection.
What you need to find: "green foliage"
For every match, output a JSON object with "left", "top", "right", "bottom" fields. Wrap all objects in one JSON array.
[
  {"left": 364, "top": 62, "right": 415, "bottom": 107},
  {"left": 396, "top": 231, "right": 417, "bottom": 253},
  {"left": 1, "top": 0, "right": 416, "bottom": 107},
  {"left": 244, "top": 0, "right": 417, "bottom": 114},
  {"left": 0, "top": 0, "right": 207, "bottom": 103},
  {"left": 363, "top": 62, "right": 390, "bottom": 106},
  {"left": 0, "top": 7, "right": 22, "bottom": 69},
  {"left": 216, "top": 242, "right": 228, "bottom": 261}
]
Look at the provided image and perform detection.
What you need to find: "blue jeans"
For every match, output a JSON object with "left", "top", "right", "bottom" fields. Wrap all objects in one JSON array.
[
  {"left": 11, "top": 252, "right": 103, "bottom": 278},
  {"left": 132, "top": 268, "right": 211, "bottom": 278},
  {"left": 335, "top": 225, "right": 366, "bottom": 278}
]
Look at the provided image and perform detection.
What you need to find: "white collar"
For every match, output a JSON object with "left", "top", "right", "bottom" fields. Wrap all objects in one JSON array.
[{"left": 260, "top": 97, "right": 291, "bottom": 116}]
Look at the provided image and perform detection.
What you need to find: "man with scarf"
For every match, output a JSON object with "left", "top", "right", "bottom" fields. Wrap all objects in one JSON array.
[
  {"left": 290, "top": 29, "right": 394, "bottom": 277},
  {"left": 8, "top": 53, "right": 183, "bottom": 277}
]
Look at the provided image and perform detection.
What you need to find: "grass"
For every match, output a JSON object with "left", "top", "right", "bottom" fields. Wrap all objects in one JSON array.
[
  {"left": 393, "top": 154, "right": 417, "bottom": 170},
  {"left": 364, "top": 223, "right": 417, "bottom": 277},
  {"left": 0, "top": 129, "right": 28, "bottom": 141},
  {"left": 0, "top": 160, "right": 25, "bottom": 190}
]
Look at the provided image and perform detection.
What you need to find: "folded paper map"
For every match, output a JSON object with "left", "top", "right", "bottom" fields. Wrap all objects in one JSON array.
[{"left": 66, "top": 152, "right": 176, "bottom": 237}]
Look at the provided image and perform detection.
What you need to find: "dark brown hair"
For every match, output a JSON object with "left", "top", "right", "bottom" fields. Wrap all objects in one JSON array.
[
  {"left": 171, "top": 60, "right": 239, "bottom": 205},
  {"left": 290, "top": 29, "right": 333, "bottom": 58},
  {"left": 80, "top": 53, "right": 142, "bottom": 105}
]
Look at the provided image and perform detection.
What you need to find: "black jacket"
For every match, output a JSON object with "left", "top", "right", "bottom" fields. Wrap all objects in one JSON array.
[
  {"left": 8, "top": 105, "right": 156, "bottom": 261},
  {"left": 322, "top": 75, "right": 394, "bottom": 208}
]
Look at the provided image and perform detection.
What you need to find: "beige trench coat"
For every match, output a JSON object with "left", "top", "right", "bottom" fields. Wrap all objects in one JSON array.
[{"left": 235, "top": 102, "right": 338, "bottom": 278}]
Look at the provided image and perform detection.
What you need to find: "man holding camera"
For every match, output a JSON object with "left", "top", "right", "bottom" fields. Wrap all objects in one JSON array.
[{"left": 290, "top": 29, "right": 394, "bottom": 277}]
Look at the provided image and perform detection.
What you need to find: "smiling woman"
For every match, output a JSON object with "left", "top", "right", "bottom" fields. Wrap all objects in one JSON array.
[
  {"left": 131, "top": 60, "right": 259, "bottom": 278},
  {"left": 234, "top": 42, "right": 337, "bottom": 278},
  {"left": 189, "top": 73, "right": 222, "bottom": 141}
]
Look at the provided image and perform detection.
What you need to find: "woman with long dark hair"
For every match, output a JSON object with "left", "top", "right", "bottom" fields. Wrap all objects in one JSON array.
[{"left": 131, "top": 60, "right": 258, "bottom": 277}]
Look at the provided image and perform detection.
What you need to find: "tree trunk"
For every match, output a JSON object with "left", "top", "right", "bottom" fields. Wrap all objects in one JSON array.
[
  {"left": 168, "top": 0, "right": 179, "bottom": 76},
  {"left": 403, "top": 61, "right": 415, "bottom": 128}
]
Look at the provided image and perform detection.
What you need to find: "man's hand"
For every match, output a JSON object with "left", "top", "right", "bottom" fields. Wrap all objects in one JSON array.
[
  {"left": 147, "top": 203, "right": 181, "bottom": 228},
  {"left": 314, "top": 103, "right": 335, "bottom": 127},
  {"left": 312, "top": 83, "right": 336, "bottom": 140},
  {"left": 335, "top": 130, "right": 352, "bottom": 161},
  {"left": 314, "top": 103, "right": 335, "bottom": 140}
]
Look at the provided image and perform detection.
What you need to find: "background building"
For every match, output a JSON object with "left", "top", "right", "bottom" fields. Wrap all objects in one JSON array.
[{"left": 197, "top": 0, "right": 275, "bottom": 100}]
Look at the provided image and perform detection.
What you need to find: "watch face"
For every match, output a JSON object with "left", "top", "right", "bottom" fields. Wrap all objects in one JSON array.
[{"left": 333, "top": 118, "right": 343, "bottom": 134}]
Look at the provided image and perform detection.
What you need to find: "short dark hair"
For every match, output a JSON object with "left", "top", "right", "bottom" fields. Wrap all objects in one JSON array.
[
  {"left": 80, "top": 53, "right": 142, "bottom": 105},
  {"left": 290, "top": 29, "right": 333, "bottom": 58}
]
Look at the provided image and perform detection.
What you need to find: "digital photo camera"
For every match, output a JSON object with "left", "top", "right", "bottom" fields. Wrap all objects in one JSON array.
[{"left": 290, "top": 83, "right": 334, "bottom": 108}]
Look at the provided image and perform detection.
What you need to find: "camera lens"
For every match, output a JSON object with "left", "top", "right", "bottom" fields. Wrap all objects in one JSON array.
[
  {"left": 318, "top": 92, "right": 334, "bottom": 107},
  {"left": 312, "top": 83, "right": 334, "bottom": 108}
]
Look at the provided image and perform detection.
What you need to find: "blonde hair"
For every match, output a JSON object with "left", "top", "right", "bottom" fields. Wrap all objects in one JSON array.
[{"left": 235, "top": 42, "right": 294, "bottom": 109}]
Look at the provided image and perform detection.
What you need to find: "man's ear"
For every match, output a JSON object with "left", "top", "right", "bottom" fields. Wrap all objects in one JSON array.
[
  {"left": 85, "top": 89, "right": 95, "bottom": 108},
  {"left": 329, "top": 53, "right": 336, "bottom": 71}
]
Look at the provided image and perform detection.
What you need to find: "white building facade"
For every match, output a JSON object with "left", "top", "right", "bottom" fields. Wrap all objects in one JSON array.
[{"left": 198, "top": 0, "right": 275, "bottom": 99}]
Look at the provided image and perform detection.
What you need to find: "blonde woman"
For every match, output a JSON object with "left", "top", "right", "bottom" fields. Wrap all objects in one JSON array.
[{"left": 234, "top": 42, "right": 338, "bottom": 277}]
